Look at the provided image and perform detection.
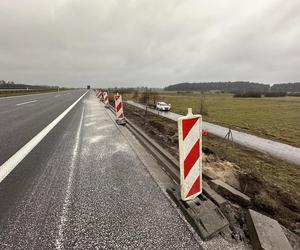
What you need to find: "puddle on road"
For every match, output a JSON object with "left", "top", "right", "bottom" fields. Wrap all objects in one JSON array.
[
  {"left": 113, "top": 142, "right": 130, "bottom": 153},
  {"left": 96, "top": 124, "right": 114, "bottom": 130},
  {"left": 85, "top": 114, "right": 97, "bottom": 118},
  {"left": 84, "top": 121, "right": 97, "bottom": 127},
  {"left": 89, "top": 135, "right": 105, "bottom": 144}
]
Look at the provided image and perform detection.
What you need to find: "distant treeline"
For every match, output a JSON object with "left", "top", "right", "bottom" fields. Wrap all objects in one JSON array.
[
  {"left": 234, "top": 92, "right": 262, "bottom": 98},
  {"left": 234, "top": 92, "right": 289, "bottom": 98},
  {"left": 107, "top": 87, "right": 160, "bottom": 93},
  {"left": 0, "top": 80, "right": 58, "bottom": 89},
  {"left": 164, "top": 81, "right": 300, "bottom": 93}
]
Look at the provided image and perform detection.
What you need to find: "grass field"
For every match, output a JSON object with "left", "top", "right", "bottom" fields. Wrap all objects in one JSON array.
[{"left": 123, "top": 92, "right": 300, "bottom": 148}]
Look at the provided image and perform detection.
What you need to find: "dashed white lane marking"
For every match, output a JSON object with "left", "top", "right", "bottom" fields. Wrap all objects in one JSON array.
[
  {"left": 55, "top": 95, "right": 61, "bottom": 98},
  {"left": 55, "top": 106, "right": 84, "bottom": 250},
  {"left": 16, "top": 100, "right": 38, "bottom": 106},
  {"left": 0, "top": 91, "right": 88, "bottom": 184}
]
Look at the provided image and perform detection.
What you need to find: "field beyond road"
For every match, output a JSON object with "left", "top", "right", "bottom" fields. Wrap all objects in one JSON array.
[{"left": 123, "top": 92, "right": 300, "bottom": 148}]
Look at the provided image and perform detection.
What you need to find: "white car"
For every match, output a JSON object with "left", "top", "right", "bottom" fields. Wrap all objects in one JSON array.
[{"left": 156, "top": 102, "right": 171, "bottom": 111}]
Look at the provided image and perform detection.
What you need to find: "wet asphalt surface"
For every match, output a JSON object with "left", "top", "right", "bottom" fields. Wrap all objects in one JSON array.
[
  {"left": 0, "top": 90, "right": 87, "bottom": 166},
  {"left": 125, "top": 100, "right": 300, "bottom": 166},
  {"left": 0, "top": 92, "right": 202, "bottom": 249}
]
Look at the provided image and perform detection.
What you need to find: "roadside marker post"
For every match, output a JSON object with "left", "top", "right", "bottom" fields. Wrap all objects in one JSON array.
[
  {"left": 99, "top": 91, "right": 103, "bottom": 101},
  {"left": 178, "top": 108, "right": 202, "bottom": 201},
  {"left": 97, "top": 90, "right": 103, "bottom": 99},
  {"left": 98, "top": 90, "right": 103, "bottom": 101},
  {"left": 103, "top": 92, "right": 109, "bottom": 108},
  {"left": 114, "top": 93, "right": 126, "bottom": 125}
]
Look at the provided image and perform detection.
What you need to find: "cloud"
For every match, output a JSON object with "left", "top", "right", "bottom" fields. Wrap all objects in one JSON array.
[{"left": 0, "top": 0, "right": 299, "bottom": 87}]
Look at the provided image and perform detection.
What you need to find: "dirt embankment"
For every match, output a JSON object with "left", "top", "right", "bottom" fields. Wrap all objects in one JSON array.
[{"left": 123, "top": 103, "right": 300, "bottom": 237}]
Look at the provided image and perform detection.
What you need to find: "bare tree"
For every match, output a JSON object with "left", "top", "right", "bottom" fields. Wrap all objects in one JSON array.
[
  {"left": 149, "top": 90, "right": 159, "bottom": 105},
  {"left": 199, "top": 92, "right": 208, "bottom": 115},
  {"left": 139, "top": 88, "right": 150, "bottom": 104},
  {"left": 132, "top": 90, "right": 139, "bottom": 101}
]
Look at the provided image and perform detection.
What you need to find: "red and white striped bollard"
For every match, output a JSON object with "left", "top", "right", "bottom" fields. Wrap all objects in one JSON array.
[
  {"left": 103, "top": 91, "right": 109, "bottom": 108},
  {"left": 114, "top": 93, "right": 126, "bottom": 125},
  {"left": 97, "top": 90, "right": 102, "bottom": 98},
  {"left": 178, "top": 108, "right": 202, "bottom": 201},
  {"left": 99, "top": 90, "right": 103, "bottom": 101}
]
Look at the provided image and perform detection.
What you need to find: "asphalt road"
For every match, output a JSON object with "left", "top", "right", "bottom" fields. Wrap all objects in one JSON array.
[
  {"left": 125, "top": 101, "right": 300, "bottom": 166},
  {"left": 0, "top": 92, "right": 202, "bottom": 249},
  {"left": 0, "top": 90, "right": 87, "bottom": 166}
]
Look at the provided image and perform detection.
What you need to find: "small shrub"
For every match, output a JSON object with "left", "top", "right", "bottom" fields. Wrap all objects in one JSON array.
[
  {"left": 234, "top": 92, "right": 262, "bottom": 98},
  {"left": 132, "top": 90, "right": 139, "bottom": 101},
  {"left": 264, "top": 92, "right": 286, "bottom": 97},
  {"left": 287, "top": 92, "right": 300, "bottom": 97}
]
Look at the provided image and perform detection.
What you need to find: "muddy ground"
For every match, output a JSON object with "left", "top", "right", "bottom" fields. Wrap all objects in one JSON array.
[{"left": 122, "top": 103, "right": 300, "bottom": 244}]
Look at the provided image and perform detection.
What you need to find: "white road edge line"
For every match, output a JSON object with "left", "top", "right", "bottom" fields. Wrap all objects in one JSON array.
[
  {"left": 16, "top": 100, "right": 38, "bottom": 106},
  {"left": 55, "top": 106, "right": 84, "bottom": 250},
  {"left": 0, "top": 91, "right": 88, "bottom": 184}
]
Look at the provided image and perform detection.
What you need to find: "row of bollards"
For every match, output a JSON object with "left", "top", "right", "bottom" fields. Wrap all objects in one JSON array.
[
  {"left": 95, "top": 90, "right": 126, "bottom": 125},
  {"left": 95, "top": 89, "right": 206, "bottom": 201}
]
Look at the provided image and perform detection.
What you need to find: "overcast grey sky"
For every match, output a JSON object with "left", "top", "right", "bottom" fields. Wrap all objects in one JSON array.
[{"left": 0, "top": 0, "right": 299, "bottom": 88}]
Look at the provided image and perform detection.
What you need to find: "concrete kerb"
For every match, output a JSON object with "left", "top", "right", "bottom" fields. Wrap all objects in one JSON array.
[
  {"left": 167, "top": 187, "right": 229, "bottom": 241},
  {"left": 209, "top": 180, "right": 251, "bottom": 208},
  {"left": 246, "top": 209, "right": 293, "bottom": 250}
]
